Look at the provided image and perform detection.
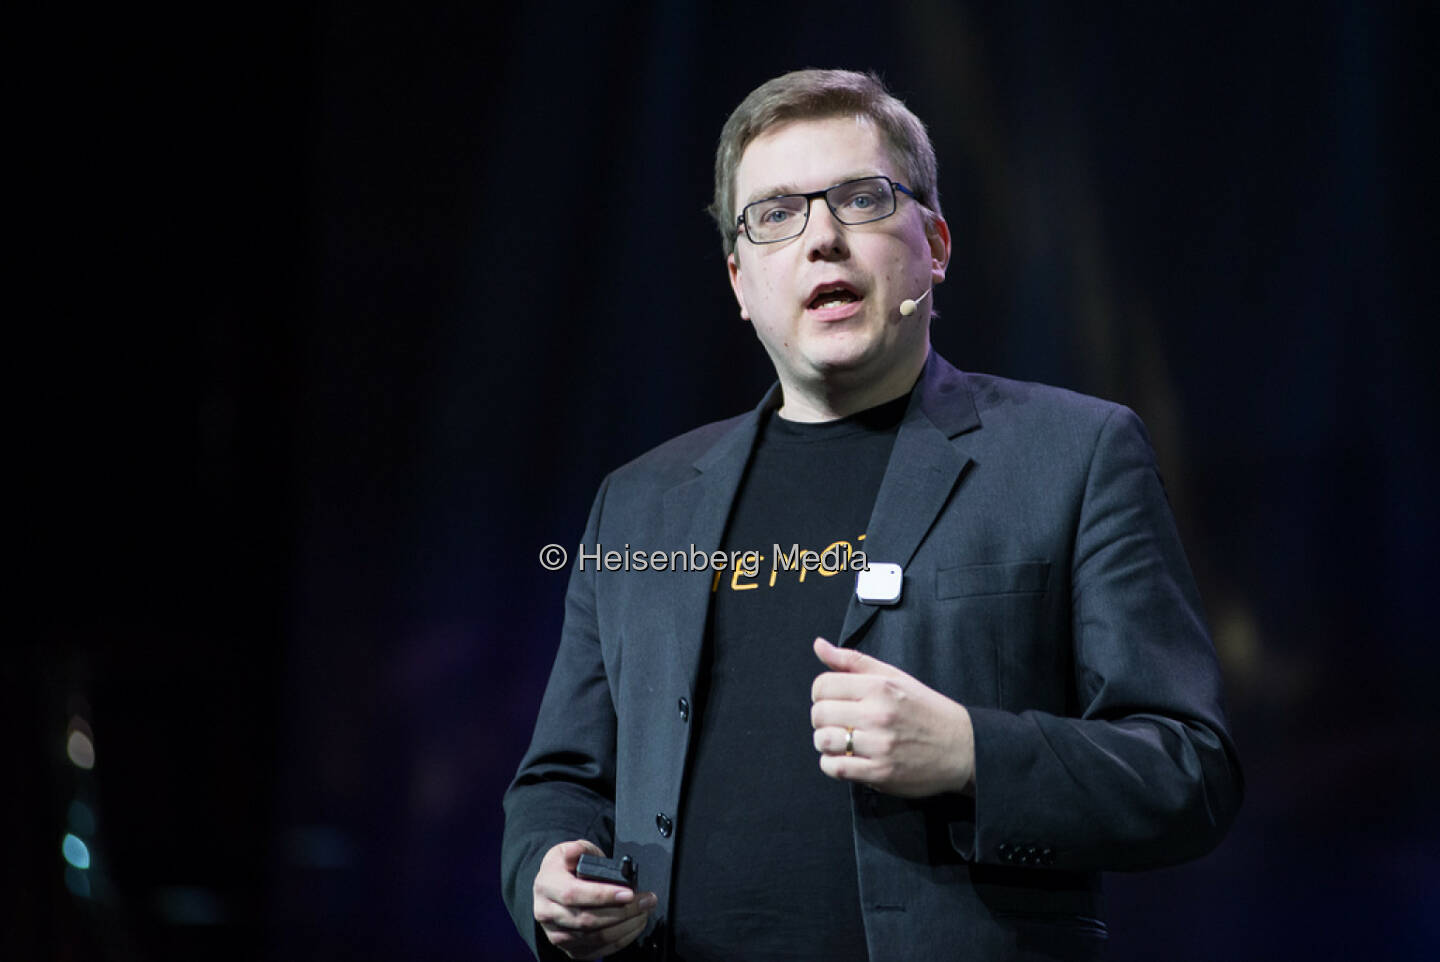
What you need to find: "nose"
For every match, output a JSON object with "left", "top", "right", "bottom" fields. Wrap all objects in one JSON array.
[{"left": 803, "top": 195, "right": 848, "bottom": 261}]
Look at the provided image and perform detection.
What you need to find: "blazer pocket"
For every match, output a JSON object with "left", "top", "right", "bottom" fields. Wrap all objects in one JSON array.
[{"left": 936, "top": 561, "right": 1051, "bottom": 599}]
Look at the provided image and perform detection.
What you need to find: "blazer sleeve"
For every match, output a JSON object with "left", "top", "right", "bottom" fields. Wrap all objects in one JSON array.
[
  {"left": 962, "top": 405, "right": 1243, "bottom": 872},
  {"left": 501, "top": 476, "right": 621, "bottom": 959}
]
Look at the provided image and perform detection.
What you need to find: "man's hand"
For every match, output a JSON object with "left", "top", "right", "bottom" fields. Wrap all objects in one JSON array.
[
  {"left": 533, "top": 840, "right": 657, "bottom": 960},
  {"left": 811, "top": 637, "right": 976, "bottom": 797}
]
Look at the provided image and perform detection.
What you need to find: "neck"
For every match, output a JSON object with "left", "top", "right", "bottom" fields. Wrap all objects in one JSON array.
[{"left": 776, "top": 343, "right": 930, "bottom": 423}]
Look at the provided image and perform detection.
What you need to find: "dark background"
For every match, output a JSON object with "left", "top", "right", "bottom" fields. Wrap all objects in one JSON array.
[{"left": 12, "top": 1, "right": 1437, "bottom": 959}]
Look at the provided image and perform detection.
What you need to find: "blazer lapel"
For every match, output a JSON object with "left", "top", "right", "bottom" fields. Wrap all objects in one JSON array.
[
  {"left": 659, "top": 384, "right": 781, "bottom": 687},
  {"left": 837, "top": 354, "right": 981, "bottom": 648}
]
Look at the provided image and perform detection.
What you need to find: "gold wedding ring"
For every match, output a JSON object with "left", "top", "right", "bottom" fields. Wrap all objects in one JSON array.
[{"left": 844, "top": 727, "right": 855, "bottom": 756}]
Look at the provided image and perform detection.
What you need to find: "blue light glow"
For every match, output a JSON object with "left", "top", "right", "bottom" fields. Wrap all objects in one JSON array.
[{"left": 61, "top": 833, "right": 90, "bottom": 870}]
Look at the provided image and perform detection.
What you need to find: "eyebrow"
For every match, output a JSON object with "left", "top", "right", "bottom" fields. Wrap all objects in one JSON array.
[{"left": 741, "top": 171, "right": 886, "bottom": 209}]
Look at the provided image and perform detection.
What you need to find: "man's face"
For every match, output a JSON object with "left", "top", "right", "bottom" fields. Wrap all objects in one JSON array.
[{"left": 727, "top": 115, "right": 949, "bottom": 407}]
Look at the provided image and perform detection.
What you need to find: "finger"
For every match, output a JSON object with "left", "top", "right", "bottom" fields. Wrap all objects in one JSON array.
[
  {"left": 545, "top": 905, "right": 650, "bottom": 959},
  {"left": 539, "top": 895, "right": 650, "bottom": 930},
  {"left": 583, "top": 911, "right": 650, "bottom": 958},
  {"left": 813, "top": 637, "right": 906, "bottom": 679},
  {"left": 556, "top": 839, "right": 605, "bottom": 867},
  {"left": 536, "top": 873, "right": 641, "bottom": 911},
  {"left": 811, "top": 670, "right": 877, "bottom": 703},
  {"left": 818, "top": 750, "right": 880, "bottom": 783},
  {"left": 812, "top": 725, "right": 859, "bottom": 756},
  {"left": 539, "top": 839, "right": 607, "bottom": 881},
  {"left": 810, "top": 700, "right": 863, "bottom": 732},
  {"left": 538, "top": 890, "right": 656, "bottom": 930}
]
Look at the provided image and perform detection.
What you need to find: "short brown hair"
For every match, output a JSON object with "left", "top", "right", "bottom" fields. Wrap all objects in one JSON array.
[{"left": 709, "top": 69, "right": 941, "bottom": 255}]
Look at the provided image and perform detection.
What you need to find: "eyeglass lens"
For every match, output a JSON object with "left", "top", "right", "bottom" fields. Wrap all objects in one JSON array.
[{"left": 743, "top": 177, "right": 898, "bottom": 243}]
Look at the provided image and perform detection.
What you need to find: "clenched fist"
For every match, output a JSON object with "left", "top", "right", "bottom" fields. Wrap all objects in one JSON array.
[{"left": 811, "top": 637, "right": 976, "bottom": 798}]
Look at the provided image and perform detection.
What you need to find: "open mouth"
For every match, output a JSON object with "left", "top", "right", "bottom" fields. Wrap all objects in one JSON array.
[{"left": 807, "top": 284, "right": 861, "bottom": 310}]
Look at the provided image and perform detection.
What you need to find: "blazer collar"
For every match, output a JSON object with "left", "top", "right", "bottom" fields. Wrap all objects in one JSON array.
[
  {"left": 664, "top": 352, "right": 983, "bottom": 674},
  {"left": 910, "top": 350, "right": 982, "bottom": 439},
  {"left": 658, "top": 386, "right": 773, "bottom": 694},
  {"left": 840, "top": 351, "right": 982, "bottom": 646}
]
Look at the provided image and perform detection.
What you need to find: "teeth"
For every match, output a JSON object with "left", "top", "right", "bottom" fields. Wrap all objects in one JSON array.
[{"left": 817, "top": 297, "right": 850, "bottom": 309}]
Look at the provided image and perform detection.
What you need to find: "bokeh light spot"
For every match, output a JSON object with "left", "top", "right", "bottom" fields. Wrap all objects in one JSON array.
[
  {"left": 62, "top": 833, "right": 90, "bottom": 870},
  {"left": 67, "top": 730, "right": 95, "bottom": 769}
]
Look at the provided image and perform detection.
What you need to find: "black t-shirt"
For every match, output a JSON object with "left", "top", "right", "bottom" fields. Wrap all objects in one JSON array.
[{"left": 668, "top": 393, "right": 907, "bottom": 962}]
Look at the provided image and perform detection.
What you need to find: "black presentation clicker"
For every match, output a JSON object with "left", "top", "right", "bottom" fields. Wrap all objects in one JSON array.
[{"left": 575, "top": 853, "right": 637, "bottom": 889}]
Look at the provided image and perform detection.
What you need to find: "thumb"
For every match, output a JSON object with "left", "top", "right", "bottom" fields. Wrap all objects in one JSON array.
[
  {"left": 813, "top": 637, "right": 904, "bottom": 677},
  {"left": 559, "top": 839, "right": 605, "bottom": 868}
]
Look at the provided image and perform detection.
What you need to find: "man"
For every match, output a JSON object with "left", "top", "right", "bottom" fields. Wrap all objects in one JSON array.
[{"left": 502, "top": 69, "right": 1241, "bottom": 961}]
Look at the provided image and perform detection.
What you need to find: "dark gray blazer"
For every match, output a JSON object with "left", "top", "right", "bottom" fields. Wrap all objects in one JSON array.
[{"left": 502, "top": 353, "right": 1242, "bottom": 961}]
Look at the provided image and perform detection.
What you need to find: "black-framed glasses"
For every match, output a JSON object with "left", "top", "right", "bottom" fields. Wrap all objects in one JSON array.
[{"left": 736, "top": 176, "right": 916, "bottom": 245}]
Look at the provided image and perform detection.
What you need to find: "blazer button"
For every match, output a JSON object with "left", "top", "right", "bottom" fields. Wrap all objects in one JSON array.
[
  {"left": 656, "top": 813, "right": 673, "bottom": 838},
  {"left": 677, "top": 697, "right": 690, "bottom": 722}
]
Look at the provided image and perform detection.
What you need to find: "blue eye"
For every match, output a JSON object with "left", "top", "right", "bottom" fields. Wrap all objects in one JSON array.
[
  {"left": 840, "top": 188, "right": 881, "bottom": 211},
  {"left": 762, "top": 208, "right": 791, "bottom": 225}
]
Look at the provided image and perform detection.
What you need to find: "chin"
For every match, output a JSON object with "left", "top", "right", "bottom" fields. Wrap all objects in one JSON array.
[
  {"left": 801, "top": 332, "right": 887, "bottom": 374},
  {"left": 802, "top": 349, "right": 884, "bottom": 381}
]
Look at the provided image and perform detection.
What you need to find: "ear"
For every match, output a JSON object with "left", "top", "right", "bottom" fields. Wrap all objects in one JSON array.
[
  {"left": 925, "top": 213, "right": 951, "bottom": 287},
  {"left": 727, "top": 251, "right": 751, "bottom": 320}
]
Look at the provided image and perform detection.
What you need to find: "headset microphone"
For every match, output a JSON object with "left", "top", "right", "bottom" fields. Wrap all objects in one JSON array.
[{"left": 899, "top": 288, "right": 932, "bottom": 317}]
